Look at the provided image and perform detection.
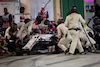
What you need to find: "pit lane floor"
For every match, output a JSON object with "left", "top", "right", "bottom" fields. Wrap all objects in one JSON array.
[{"left": 0, "top": 53, "right": 100, "bottom": 67}]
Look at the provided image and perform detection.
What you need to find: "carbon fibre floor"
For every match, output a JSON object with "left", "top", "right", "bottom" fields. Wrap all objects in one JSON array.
[{"left": 0, "top": 53, "right": 100, "bottom": 67}]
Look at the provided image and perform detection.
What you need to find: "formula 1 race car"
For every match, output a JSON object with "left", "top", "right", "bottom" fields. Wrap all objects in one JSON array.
[{"left": 22, "top": 34, "right": 60, "bottom": 55}]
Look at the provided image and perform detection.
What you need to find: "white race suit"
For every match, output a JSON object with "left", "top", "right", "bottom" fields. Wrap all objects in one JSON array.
[
  {"left": 57, "top": 23, "right": 72, "bottom": 51},
  {"left": 65, "top": 13, "right": 86, "bottom": 54},
  {"left": 79, "top": 23, "right": 96, "bottom": 48},
  {"left": 17, "top": 21, "right": 33, "bottom": 40}
]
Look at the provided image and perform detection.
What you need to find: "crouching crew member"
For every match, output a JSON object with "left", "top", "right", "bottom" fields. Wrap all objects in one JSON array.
[
  {"left": 17, "top": 18, "right": 32, "bottom": 40},
  {"left": 5, "top": 23, "right": 18, "bottom": 40},
  {"left": 5, "top": 23, "right": 18, "bottom": 52},
  {"left": 0, "top": 27, "right": 5, "bottom": 44},
  {"left": 57, "top": 18, "right": 72, "bottom": 54}
]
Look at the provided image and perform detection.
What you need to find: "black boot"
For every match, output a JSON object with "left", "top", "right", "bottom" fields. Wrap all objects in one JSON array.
[
  {"left": 80, "top": 52, "right": 87, "bottom": 55},
  {"left": 64, "top": 49, "right": 69, "bottom": 55}
]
